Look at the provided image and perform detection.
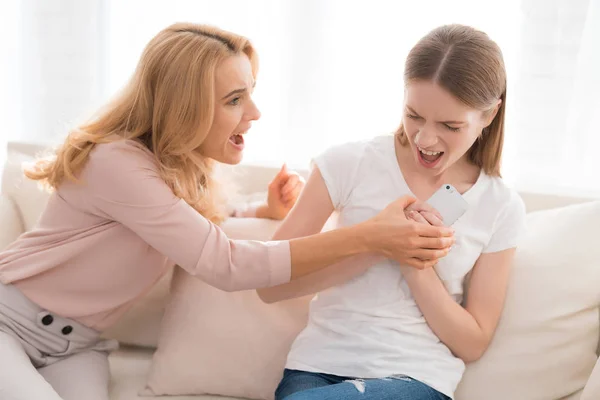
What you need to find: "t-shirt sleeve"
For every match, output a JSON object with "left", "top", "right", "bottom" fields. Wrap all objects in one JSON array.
[
  {"left": 80, "top": 141, "right": 291, "bottom": 291},
  {"left": 311, "top": 141, "right": 365, "bottom": 210},
  {"left": 483, "top": 189, "right": 526, "bottom": 253}
]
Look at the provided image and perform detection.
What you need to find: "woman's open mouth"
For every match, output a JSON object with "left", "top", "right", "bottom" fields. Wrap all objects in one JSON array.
[
  {"left": 228, "top": 133, "right": 245, "bottom": 150},
  {"left": 417, "top": 146, "right": 444, "bottom": 168}
]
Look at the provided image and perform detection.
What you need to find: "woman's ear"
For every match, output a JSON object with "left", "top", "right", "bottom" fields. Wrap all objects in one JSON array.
[{"left": 484, "top": 99, "right": 502, "bottom": 128}]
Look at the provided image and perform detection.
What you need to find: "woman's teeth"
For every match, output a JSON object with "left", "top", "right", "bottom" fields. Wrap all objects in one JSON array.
[{"left": 418, "top": 147, "right": 441, "bottom": 156}]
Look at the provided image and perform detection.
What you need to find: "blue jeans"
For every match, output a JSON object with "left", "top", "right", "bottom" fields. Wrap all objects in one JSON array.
[{"left": 275, "top": 369, "right": 451, "bottom": 400}]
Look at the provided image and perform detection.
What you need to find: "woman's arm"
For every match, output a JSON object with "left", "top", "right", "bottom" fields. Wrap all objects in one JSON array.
[
  {"left": 83, "top": 142, "right": 453, "bottom": 292},
  {"left": 257, "top": 167, "right": 383, "bottom": 303},
  {"left": 258, "top": 167, "right": 450, "bottom": 303},
  {"left": 400, "top": 249, "right": 515, "bottom": 363}
]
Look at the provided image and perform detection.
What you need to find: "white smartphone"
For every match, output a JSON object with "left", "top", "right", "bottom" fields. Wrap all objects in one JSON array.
[{"left": 425, "top": 184, "right": 469, "bottom": 226}]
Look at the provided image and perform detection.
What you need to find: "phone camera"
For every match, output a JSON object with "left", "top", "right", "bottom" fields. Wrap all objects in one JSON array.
[{"left": 446, "top": 185, "right": 450, "bottom": 190}]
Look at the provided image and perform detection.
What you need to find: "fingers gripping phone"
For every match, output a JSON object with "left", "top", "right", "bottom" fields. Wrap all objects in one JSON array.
[{"left": 425, "top": 184, "right": 469, "bottom": 227}]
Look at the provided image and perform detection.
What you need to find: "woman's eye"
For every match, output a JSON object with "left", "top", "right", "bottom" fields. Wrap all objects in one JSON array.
[
  {"left": 406, "top": 114, "right": 419, "bottom": 120},
  {"left": 228, "top": 97, "right": 241, "bottom": 106},
  {"left": 444, "top": 124, "right": 460, "bottom": 132}
]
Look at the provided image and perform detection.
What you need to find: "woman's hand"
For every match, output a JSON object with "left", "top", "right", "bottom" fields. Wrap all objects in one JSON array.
[
  {"left": 364, "top": 196, "right": 454, "bottom": 269},
  {"left": 262, "top": 164, "right": 306, "bottom": 220}
]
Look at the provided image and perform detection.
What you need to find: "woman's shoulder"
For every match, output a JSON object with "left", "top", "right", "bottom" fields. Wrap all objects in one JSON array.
[
  {"left": 90, "top": 138, "right": 154, "bottom": 160},
  {"left": 87, "top": 138, "right": 157, "bottom": 170},
  {"left": 80, "top": 138, "right": 161, "bottom": 186}
]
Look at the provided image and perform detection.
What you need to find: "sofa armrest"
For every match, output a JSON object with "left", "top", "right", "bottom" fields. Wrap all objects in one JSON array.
[{"left": 0, "top": 193, "right": 24, "bottom": 250}]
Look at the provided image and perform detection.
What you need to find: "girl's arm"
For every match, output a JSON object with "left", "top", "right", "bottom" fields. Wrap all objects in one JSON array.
[
  {"left": 400, "top": 249, "right": 515, "bottom": 363},
  {"left": 257, "top": 167, "right": 448, "bottom": 303},
  {"left": 402, "top": 200, "right": 524, "bottom": 362},
  {"left": 257, "top": 167, "right": 383, "bottom": 303}
]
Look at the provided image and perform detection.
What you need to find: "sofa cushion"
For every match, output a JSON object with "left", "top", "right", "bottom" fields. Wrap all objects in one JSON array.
[
  {"left": 455, "top": 201, "right": 600, "bottom": 400},
  {"left": 109, "top": 346, "right": 244, "bottom": 400}
]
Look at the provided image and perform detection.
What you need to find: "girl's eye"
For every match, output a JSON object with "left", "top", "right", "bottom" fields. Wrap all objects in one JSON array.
[
  {"left": 228, "top": 97, "right": 241, "bottom": 106},
  {"left": 407, "top": 114, "right": 420, "bottom": 120},
  {"left": 444, "top": 124, "right": 460, "bottom": 132}
]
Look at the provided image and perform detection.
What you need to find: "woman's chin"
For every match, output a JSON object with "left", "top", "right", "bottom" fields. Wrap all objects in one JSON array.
[
  {"left": 223, "top": 158, "right": 243, "bottom": 166},
  {"left": 219, "top": 152, "right": 244, "bottom": 165}
]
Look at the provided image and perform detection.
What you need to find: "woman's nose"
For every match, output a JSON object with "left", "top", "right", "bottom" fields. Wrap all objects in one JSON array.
[
  {"left": 247, "top": 100, "right": 261, "bottom": 121},
  {"left": 414, "top": 129, "right": 438, "bottom": 148}
]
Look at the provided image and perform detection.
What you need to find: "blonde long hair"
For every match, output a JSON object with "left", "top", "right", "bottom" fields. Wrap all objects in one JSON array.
[
  {"left": 25, "top": 22, "right": 258, "bottom": 223},
  {"left": 397, "top": 24, "right": 507, "bottom": 176}
]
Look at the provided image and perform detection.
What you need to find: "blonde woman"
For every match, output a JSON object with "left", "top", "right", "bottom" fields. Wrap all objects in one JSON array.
[
  {"left": 262, "top": 25, "right": 526, "bottom": 400},
  {"left": 0, "top": 23, "right": 453, "bottom": 400}
]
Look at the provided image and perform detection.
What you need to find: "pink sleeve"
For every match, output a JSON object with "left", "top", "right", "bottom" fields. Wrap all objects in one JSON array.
[{"left": 80, "top": 142, "right": 291, "bottom": 291}]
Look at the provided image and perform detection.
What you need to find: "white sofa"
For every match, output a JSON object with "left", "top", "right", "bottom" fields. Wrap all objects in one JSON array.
[{"left": 1, "top": 141, "right": 599, "bottom": 400}]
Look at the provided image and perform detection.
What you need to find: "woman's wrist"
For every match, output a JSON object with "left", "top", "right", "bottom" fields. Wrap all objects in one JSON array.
[
  {"left": 230, "top": 201, "right": 266, "bottom": 218},
  {"left": 348, "top": 221, "right": 379, "bottom": 254},
  {"left": 253, "top": 203, "right": 272, "bottom": 219}
]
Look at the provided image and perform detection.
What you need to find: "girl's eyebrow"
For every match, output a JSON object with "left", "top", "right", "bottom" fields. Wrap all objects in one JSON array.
[{"left": 406, "top": 105, "right": 465, "bottom": 124}]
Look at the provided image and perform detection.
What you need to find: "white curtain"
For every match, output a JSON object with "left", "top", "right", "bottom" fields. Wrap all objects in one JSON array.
[
  {"left": 509, "top": 0, "right": 600, "bottom": 197},
  {"left": 0, "top": 0, "right": 21, "bottom": 166},
  {"left": 0, "top": 0, "right": 106, "bottom": 170},
  {"left": 1, "top": 0, "right": 599, "bottom": 196}
]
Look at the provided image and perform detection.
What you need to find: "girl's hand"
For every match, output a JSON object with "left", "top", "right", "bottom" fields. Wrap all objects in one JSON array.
[
  {"left": 404, "top": 201, "right": 444, "bottom": 226},
  {"left": 401, "top": 202, "right": 448, "bottom": 276}
]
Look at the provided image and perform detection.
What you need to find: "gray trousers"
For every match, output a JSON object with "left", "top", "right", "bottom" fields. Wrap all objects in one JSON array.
[{"left": 0, "top": 282, "right": 118, "bottom": 400}]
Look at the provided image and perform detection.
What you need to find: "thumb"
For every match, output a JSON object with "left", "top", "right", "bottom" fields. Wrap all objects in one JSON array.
[
  {"left": 396, "top": 195, "right": 418, "bottom": 209},
  {"left": 270, "top": 164, "right": 288, "bottom": 187},
  {"left": 275, "top": 163, "right": 288, "bottom": 181},
  {"left": 279, "top": 163, "right": 288, "bottom": 176}
]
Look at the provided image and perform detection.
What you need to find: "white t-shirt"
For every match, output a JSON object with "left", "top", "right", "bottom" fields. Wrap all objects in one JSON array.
[{"left": 285, "top": 135, "right": 526, "bottom": 398}]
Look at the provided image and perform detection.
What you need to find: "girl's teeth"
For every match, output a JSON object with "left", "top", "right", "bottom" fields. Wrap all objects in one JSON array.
[{"left": 419, "top": 148, "right": 441, "bottom": 156}]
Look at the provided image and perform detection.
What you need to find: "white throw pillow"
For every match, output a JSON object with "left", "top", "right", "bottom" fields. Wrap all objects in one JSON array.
[
  {"left": 101, "top": 269, "right": 174, "bottom": 348},
  {"left": 456, "top": 201, "right": 600, "bottom": 400},
  {"left": 142, "top": 217, "right": 313, "bottom": 400}
]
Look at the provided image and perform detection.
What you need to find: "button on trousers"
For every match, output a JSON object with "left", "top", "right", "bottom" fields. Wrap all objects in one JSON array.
[{"left": 0, "top": 282, "right": 118, "bottom": 400}]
